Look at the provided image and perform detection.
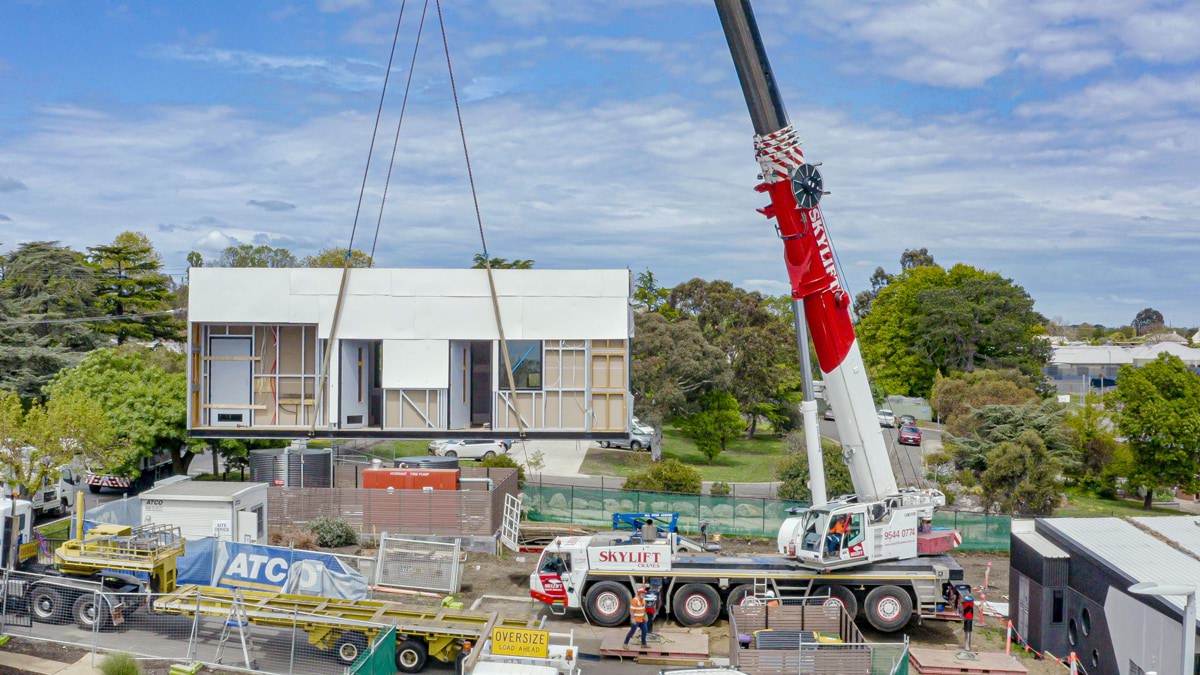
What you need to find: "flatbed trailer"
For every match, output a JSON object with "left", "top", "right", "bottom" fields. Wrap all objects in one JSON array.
[
  {"left": 531, "top": 534, "right": 965, "bottom": 633},
  {"left": 154, "top": 583, "right": 541, "bottom": 672}
]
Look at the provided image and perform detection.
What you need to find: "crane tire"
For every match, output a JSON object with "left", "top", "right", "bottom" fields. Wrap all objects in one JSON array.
[
  {"left": 29, "top": 586, "right": 66, "bottom": 624},
  {"left": 816, "top": 584, "right": 858, "bottom": 619},
  {"left": 724, "top": 584, "right": 760, "bottom": 613},
  {"left": 584, "top": 581, "right": 630, "bottom": 627},
  {"left": 673, "top": 584, "right": 721, "bottom": 627},
  {"left": 864, "top": 585, "right": 913, "bottom": 632},
  {"left": 395, "top": 638, "right": 428, "bottom": 673},
  {"left": 335, "top": 632, "right": 368, "bottom": 665},
  {"left": 88, "top": 485, "right": 101, "bottom": 494}
]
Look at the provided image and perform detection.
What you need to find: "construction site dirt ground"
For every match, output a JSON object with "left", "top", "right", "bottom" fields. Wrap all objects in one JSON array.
[{"left": 447, "top": 538, "right": 1064, "bottom": 675}]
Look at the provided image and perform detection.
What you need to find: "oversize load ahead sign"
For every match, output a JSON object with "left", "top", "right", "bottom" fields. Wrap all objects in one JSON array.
[{"left": 491, "top": 627, "right": 549, "bottom": 658}]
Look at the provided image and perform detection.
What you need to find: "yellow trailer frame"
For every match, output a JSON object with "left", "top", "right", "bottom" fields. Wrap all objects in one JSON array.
[{"left": 154, "top": 584, "right": 539, "bottom": 666}]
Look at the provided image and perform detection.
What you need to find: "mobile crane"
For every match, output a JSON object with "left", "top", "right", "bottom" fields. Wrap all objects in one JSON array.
[
  {"left": 714, "top": 0, "right": 957, "bottom": 570},
  {"left": 529, "top": 0, "right": 967, "bottom": 633}
]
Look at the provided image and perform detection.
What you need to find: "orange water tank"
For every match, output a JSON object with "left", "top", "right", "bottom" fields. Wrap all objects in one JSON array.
[{"left": 362, "top": 467, "right": 460, "bottom": 491}]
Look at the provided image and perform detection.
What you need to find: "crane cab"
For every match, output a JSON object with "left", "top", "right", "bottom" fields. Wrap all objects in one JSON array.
[{"left": 783, "top": 499, "right": 926, "bottom": 570}]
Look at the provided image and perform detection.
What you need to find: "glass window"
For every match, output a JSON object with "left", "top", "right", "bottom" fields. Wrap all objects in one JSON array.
[
  {"left": 1052, "top": 590, "right": 1064, "bottom": 623},
  {"left": 505, "top": 340, "right": 543, "bottom": 390}
]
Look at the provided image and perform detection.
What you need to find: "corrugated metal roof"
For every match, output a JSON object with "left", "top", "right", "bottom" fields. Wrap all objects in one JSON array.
[
  {"left": 140, "top": 480, "right": 267, "bottom": 501},
  {"left": 1040, "top": 517, "right": 1200, "bottom": 616},
  {"left": 1132, "top": 516, "right": 1200, "bottom": 559},
  {"left": 1013, "top": 529, "right": 1069, "bottom": 559},
  {"left": 1051, "top": 342, "right": 1200, "bottom": 366}
]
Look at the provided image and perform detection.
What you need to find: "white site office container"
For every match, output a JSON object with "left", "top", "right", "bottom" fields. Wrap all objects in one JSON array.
[{"left": 139, "top": 481, "right": 269, "bottom": 544}]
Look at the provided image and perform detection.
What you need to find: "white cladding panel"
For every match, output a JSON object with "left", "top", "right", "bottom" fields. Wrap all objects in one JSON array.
[
  {"left": 383, "top": 340, "right": 450, "bottom": 388},
  {"left": 190, "top": 268, "right": 630, "bottom": 340}
]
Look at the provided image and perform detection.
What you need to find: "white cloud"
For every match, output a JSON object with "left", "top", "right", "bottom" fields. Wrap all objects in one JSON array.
[
  {"left": 318, "top": 0, "right": 371, "bottom": 13},
  {"left": 1121, "top": 7, "right": 1200, "bottom": 63},
  {"left": 562, "top": 36, "right": 666, "bottom": 56},
  {"left": 154, "top": 45, "right": 384, "bottom": 91},
  {"left": 467, "top": 37, "right": 548, "bottom": 60},
  {"left": 2, "top": 79, "right": 1198, "bottom": 327},
  {"left": 1016, "top": 74, "right": 1200, "bottom": 120},
  {"left": 0, "top": 176, "right": 28, "bottom": 192}
]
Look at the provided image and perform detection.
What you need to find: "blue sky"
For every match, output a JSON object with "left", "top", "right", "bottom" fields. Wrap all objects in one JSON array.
[{"left": 1, "top": 0, "right": 1197, "bottom": 328}]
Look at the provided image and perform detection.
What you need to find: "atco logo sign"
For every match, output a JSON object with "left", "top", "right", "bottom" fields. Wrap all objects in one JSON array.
[
  {"left": 215, "top": 543, "right": 334, "bottom": 592},
  {"left": 587, "top": 545, "right": 672, "bottom": 572}
]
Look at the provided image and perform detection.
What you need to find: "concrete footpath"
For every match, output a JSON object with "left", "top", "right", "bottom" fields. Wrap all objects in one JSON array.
[{"left": 0, "top": 652, "right": 99, "bottom": 674}]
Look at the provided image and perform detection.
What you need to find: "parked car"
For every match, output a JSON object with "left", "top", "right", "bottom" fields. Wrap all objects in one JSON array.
[
  {"left": 898, "top": 414, "right": 916, "bottom": 427},
  {"left": 601, "top": 429, "right": 654, "bottom": 451},
  {"left": 631, "top": 416, "right": 655, "bottom": 436},
  {"left": 428, "top": 439, "right": 509, "bottom": 460},
  {"left": 823, "top": 406, "right": 835, "bottom": 421},
  {"left": 897, "top": 425, "right": 923, "bottom": 446},
  {"left": 877, "top": 409, "right": 896, "bottom": 428}
]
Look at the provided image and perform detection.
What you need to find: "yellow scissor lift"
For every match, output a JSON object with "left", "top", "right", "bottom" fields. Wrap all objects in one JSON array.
[{"left": 46, "top": 519, "right": 537, "bottom": 672}]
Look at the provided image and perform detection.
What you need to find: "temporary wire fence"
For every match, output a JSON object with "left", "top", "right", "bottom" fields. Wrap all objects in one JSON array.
[
  {"left": 0, "top": 568, "right": 394, "bottom": 674},
  {"left": 523, "top": 482, "right": 1015, "bottom": 551}
]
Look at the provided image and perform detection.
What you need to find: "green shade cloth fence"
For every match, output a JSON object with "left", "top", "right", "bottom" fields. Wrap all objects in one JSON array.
[{"left": 523, "top": 483, "right": 1011, "bottom": 551}]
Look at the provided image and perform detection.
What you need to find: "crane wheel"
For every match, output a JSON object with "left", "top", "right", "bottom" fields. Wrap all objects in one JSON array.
[
  {"left": 29, "top": 587, "right": 66, "bottom": 624},
  {"left": 816, "top": 584, "right": 858, "bottom": 619},
  {"left": 864, "top": 585, "right": 913, "bottom": 632},
  {"left": 724, "top": 584, "right": 760, "bottom": 613},
  {"left": 583, "top": 581, "right": 630, "bottom": 627},
  {"left": 335, "top": 632, "right": 368, "bottom": 665},
  {"left": 672, "top": 584, "right": 721, "bottom": 627},
  {"left": 88, "top": 485, "right": 101, "bottom": 494},
  {"left": 395, "top": 638, "right": 428, "bottom": 673}
]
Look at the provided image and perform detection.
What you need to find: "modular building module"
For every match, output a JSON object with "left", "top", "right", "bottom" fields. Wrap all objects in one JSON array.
[{"left": 186, "top": 268, "right": 633, "bottom": 440}]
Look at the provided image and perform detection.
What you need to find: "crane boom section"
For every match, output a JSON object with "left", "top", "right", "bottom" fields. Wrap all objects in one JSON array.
[{"left": 715, "top": 0, "right": 898, "bottom": 501}]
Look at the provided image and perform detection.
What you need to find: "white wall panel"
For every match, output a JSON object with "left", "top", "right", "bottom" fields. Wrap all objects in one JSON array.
[
  {"left": 289, "top": 269, "right": 342, "bottom": 295},
  {"left": 521, "top": 297, "right": 628, "bottom": 339},
  {"left": 382, "top": 340, "right": 450, "bottom": 388},
  {"left": 189, "top": 269, "right": 293, "bottom": 323},
  {"left": 193, "top": 267, "right": 632, "bottom": 341}
]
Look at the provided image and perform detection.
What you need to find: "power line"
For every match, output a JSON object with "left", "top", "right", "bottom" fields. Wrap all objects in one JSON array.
[{"left": 0, "top": 309, "right": 183, "bottom": 326}]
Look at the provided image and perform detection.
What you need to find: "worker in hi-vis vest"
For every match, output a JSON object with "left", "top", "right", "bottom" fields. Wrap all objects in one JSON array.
[{"left": 623, "top": 586, "right": 649, "bottom": 648}]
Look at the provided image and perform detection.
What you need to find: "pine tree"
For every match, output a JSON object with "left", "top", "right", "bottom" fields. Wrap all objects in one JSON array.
[{"left": 88, "top": 232, "right": 181, "bottom": 344}]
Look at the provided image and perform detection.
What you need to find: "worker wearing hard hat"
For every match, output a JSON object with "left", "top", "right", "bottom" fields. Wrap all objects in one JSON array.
[{"left": 623, "top": 586, "right": 649, "bottom": 648}]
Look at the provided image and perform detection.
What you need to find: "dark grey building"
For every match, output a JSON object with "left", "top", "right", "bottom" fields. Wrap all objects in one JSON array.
[{"left": 1011, "top": 517, "right": 1200, "bottom": 675}]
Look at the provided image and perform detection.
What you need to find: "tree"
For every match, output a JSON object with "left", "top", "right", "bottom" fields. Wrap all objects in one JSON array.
[
  {"left": 47, "top": 346, "right": 200, "bottom": 477},
  {"left": 930, "top": 369, "right": 1040, "bottom": 435},
  {"left": 0, "top": 389, "right": 120, "bottom": 497},
  {"left": 0, "top": 242, "right": 103, "bottom": 398},
  {"left": 633, "top": 269, "right": 671, "bottom": 315},
  {"left": 88, "top": 231, "right": 181, "bottom": 344},
  {"left": 980, "top": 430, "right": 1062, "bottom": 515},
  {"left": 666, "top": 279, "right": 799, "bottom": 435},
  {"left": 214, "top": 244, "right": 297, "bottom": 268},
  {"left": 681, "top": 391, "right": 744, "bottom": 463},
  {"left": 899, "top": 247, "right": 936, "bottom": 270},
  {"left": 852, "top": 266, "right": 890, "bottom": 320},
  {"left": 1064, "top": 393, "right": 1120, "bottom": 482},
  {"left": 623, "top": 458, "right": 702, "bottom": 494},
  {"left": 1131, "top": 307, "right": 1165, "bottom": 335},
  {"left": 186, "top": 251, "right": 204, "bottom": 269},
  {"left": 858, "top": 264, "right": 1049, "bottom": 397},
  {"left": 303, "top": 247, "right": 373, "bottom": 268},
  {"left": 630, "top": 312, "right": 731, "bottom": 450},
  {"left": 946, "top": 400, "right": 1073, "bottom": 475},
  {"left": 1111, "top": 353, "right": 1200, "bottom": 509},
  {"left": 471, "top": 253, "right": 533, "bottom": 269},
  {"left": 776, "top": 431, "right": 852, "bottom": 502}
]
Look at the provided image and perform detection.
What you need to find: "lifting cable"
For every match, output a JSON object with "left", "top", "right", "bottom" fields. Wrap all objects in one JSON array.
[
  {"left": 311, "top": 1, "right": 409, "bottom": 435},
  {"left": 434, "top": 0, "right": 529, "bottom": 442}
]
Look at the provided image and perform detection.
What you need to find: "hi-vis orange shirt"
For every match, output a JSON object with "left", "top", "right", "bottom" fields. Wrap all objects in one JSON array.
[{"left": 630, "top": 596, "right": 647, "bottom": 622}]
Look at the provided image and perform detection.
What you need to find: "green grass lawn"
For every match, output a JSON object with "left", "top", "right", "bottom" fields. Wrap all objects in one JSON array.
[
  {"left": 1055, "top": 491, "right": 1184, "bottom": 518},
  {"left": 580, "top": 426, "right": 787, "bottom": 482}
]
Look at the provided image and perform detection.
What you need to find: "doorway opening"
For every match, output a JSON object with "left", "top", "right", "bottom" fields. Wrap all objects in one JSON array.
[{"left": 449, "top": 340, "right": 493, "bottom": 429}]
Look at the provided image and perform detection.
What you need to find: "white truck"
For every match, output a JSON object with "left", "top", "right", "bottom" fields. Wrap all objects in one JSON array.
[{"left": 529, "top": 530, "right": 964, "bottom": 633}]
